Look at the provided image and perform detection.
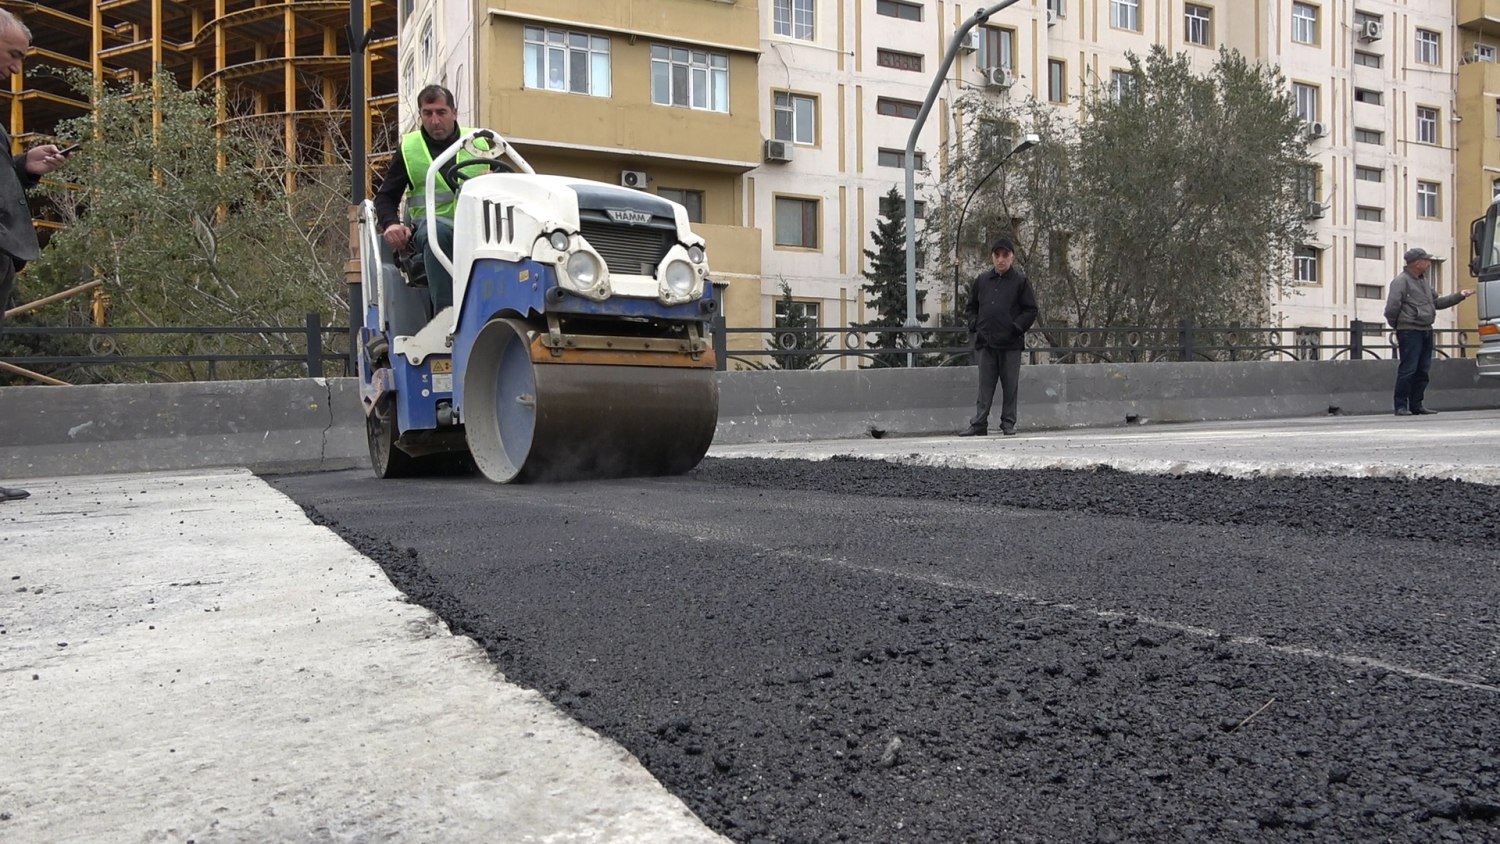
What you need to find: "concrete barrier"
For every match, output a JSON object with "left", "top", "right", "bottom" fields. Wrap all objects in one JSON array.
[
  {"left": 3, "top": 359, "right": 1497, "bottom": 478},
  {"left": 0, "top": 379, "right": 367, "bottom": 479},
  {"left": 713, "top": 358, "right": 1500, "bottom": 443}
]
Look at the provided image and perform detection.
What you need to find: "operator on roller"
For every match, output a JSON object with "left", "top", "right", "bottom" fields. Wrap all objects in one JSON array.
[{"left": 373, "top": 84, "right": 496, "bottom": 315}]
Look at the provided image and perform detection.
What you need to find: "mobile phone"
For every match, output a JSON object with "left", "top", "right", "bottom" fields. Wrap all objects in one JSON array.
[{"left": 58, "top": 143, "right": 81, "bottom": 156}]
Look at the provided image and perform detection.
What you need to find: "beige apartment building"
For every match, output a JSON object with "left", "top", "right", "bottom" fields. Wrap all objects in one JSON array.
[{"left": 748, "top": 0, "right": 1471, "bottom": 347}]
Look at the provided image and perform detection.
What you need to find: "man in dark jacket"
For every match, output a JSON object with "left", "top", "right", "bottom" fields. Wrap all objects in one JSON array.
[
  {"left": 959, "top": 238, "right": 1038, "bottom": 436},
  {"left": 0, "top": 9, "right": 71, "bottom": 502},
  {"left": 1383, "top": 246, "right": 1473, "bottom": 416}
]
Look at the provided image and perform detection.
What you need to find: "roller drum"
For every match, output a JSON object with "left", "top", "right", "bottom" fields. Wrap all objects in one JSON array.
[{"left": 464, "top": 318, "right": 717, "bottom": 483}]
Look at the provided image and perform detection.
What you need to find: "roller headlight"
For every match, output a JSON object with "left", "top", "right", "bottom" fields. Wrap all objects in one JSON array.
[
  {"left": 566, "top": 251, "right": 601, "bottom": 289},
  {"left": 687, "top": 245, "right": 706, "bottom": 265},
  {"left": 548, "top": 230, "right": 570, "bottom": 252},
  {"left": 664, "top": 260, "right": 696, "bottom": 297}
]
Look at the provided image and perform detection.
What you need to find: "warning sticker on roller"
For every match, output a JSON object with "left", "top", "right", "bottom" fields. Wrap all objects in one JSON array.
[
  {"left": 430, "top": 359, "right": 453, "bottom": 374},
  {"left": 432, "top": 373, "right": 454, "bottom": 393}
]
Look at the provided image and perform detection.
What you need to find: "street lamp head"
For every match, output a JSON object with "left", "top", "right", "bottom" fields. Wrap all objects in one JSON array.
[{"left": 1011, "top": 133, "right": 1040, "bottom": 155}]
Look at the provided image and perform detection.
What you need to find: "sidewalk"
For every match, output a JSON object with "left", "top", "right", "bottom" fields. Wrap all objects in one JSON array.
[{"left": 0, "top": 469, "right": 727, "bottom": 844}]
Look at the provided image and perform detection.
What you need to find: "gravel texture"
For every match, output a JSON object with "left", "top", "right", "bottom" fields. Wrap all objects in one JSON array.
[{"left": 270, "top": 459, "right": 1500, "bottom": 844}]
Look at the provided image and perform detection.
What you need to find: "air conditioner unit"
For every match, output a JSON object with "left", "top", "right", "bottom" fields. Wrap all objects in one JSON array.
[
  {"left": 1305, "top": 120, "right": 1329, "bottom": 139},
  {"left": 1358, "top": 20, "right": 1383, "bottom": 42},
  {"left": 763, "top": 139, "right": 793, "bottom": 164},
  {"left": 985, "top": 67, "right": 1016, "bottom": 89},
  {"left": 1046, "top": 9, "right": 1057, "bottom": 26},
  {"left": 960, "top": 29, "right": 982, "bottom": 52},
  {"left": 619, "top": 170, "right": 649, "bottom": 189},
  {"left": 1305, "top": 201, "right": 1327, "bottom": 220}
]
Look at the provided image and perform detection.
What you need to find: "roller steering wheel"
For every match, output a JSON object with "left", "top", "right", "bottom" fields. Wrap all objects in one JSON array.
[{"left": 439, "top": 131, "right": 513, "bottom": 189}]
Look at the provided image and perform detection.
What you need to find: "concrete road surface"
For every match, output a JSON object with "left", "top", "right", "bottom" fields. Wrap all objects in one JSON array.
[{"left": 711, "top": 410, "right": 1500, "bottom": 485}]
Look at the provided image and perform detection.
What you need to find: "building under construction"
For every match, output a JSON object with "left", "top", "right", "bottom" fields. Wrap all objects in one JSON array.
[{"left": 2, "top": 0, "right": 400, "bottom": 246}]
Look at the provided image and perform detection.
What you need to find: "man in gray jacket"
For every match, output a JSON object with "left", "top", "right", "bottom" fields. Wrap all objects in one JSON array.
[
  {"left": 1383, "top": 247, "right": 1474, "bottom": 416},
  {"left": 0, "top": 9, "right": 72, "bottom": 502}
]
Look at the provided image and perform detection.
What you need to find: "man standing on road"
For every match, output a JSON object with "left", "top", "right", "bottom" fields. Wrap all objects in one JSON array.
[
  {"left": 1384, "top": 247, "right": 1474, "bottom": 417},
  {"left": 959, "top": 238, "right": 1038, "bottom": 437},
  {"left": 0, "top": 9, "right": 72, "bottom": 503}
]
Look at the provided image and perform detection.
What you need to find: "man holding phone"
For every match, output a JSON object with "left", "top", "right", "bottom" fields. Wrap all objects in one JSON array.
[{"left": 0, "top": 8, "right": 72, "bottom": 503}]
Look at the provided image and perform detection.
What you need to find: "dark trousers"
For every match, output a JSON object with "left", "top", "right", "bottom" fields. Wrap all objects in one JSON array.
[
  {"left": 413, "top": 217, "right": 455, "bottom": 313},
  {"left": 970, "top": 345, "right": 1021, "bottom": 430},
  {"left": 0, "top": 254, "right": 14, "bottom": 333},
  {"left": 1393, "top": 329, "right": 1435, "bottom": 411}
]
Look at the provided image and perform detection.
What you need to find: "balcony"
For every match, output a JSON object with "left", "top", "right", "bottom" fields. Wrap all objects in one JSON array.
[{"left": 1459, "top": 0, "right": 1500, "bottom": 31}]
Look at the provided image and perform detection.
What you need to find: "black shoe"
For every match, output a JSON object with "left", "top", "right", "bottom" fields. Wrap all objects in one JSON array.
[
  {"left": 1394, "top": 408, "right": 1413, "bottom": 416},
  {"left": 1413, "top": 407, "right": 1439, "bottom": 415},
  {"left": 0, "top": 486, "right": 30, "bottom": 502},
  {"left": 1001, "top": 426, "right": 1016, "bottom": 436},
  {"left": 958, "top": 425, "right": 987, "bottom": 437}
]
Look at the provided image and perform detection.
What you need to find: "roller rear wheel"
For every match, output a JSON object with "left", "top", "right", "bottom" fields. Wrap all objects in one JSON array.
[
  {"left": 367, "top": 400, "right": 420, "bottom": 479},
  {"left": 464, "top": 318, "right": 718, "bottom": 483}
]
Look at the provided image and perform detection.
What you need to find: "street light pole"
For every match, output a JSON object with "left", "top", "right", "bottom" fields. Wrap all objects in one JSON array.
[
  {"left": 903, "top": 0, "right": 1024, "bottom": 366},
  {"left": 952, "top": 133, "right": 1038, "bottom": 313}
]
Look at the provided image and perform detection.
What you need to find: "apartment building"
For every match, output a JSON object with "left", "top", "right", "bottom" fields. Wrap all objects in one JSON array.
[
  {"left": 745, "top": 0, "right": 1467, "bottom": 345},
  {"left": 398, "top": 0, "right": 765, "bottom": 332},
  {"left": 2, "top": 0, "right": 400, "bottom": 229}
]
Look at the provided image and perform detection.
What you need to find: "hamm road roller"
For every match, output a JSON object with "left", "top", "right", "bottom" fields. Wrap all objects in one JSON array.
[{"left": 357, "top": 129, "right": 720, "bottom": 482}]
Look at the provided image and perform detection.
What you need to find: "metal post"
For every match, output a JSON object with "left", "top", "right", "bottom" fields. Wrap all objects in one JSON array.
[
  {"left": 306, "top": 313, "right": 323, "bottom": 377},
  {"left": 904, "top": 0, "right": 1024, "bottom": 366},
  {"left": 1349, "top": 319, "right": 1364, "bottom": 360},
  {"left": 1178, "top": 318, "right": 1195, "bottom": 362},
  {"left": 347, "top": 0, "right": 370, "bottom": 362},
  {"left": 712, "top": 281, "right": 729, "bottom": 372}
]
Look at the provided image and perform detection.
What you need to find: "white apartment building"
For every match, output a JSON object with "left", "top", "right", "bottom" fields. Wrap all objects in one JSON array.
[{"left": 751, "top": 0, "right": 1463, "bottom": 338}]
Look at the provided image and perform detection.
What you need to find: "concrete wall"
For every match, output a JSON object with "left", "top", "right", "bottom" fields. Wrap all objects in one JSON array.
[{"left": 3, "top": 359, "right": 1497, "bottom": 478}]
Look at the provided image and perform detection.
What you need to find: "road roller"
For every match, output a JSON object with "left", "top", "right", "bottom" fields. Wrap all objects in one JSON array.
[{"left": 356, "top": 129, "right": 720, "bottom": 483}]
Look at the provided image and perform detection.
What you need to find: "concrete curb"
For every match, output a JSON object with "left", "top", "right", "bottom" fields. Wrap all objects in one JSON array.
[{"left": 2, "top": 359, "right": 1497, "bottom": 478}]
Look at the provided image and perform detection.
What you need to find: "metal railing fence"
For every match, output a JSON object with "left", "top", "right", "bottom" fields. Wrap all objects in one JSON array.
[{"left": 0, "top": 315, "right": 1472, "bottom": 383}]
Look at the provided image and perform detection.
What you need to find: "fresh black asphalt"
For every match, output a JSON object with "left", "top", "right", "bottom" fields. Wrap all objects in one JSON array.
[{"left": 267, "top": 458, "right": 1500, "bottom": 844}]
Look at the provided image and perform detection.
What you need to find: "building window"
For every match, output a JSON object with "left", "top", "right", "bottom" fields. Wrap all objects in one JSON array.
[
  {"left": 1291, "top": 3, "right": 1318, "bottom": 45},
  {"left": 402, "top": 59, "right": 415, "bottom": 96},
  {"left": 1048, "top": 0, "right": 1066, "bottom": 17},
  {"left": 1294, "top": 246, "right": 1320, "bottom": 283},
  {"left": 1297, "top": 164, "right": 1321, "bottom": 203},
  {"left": 1354, "top": 244, "right": 1383, "bottom": 260},
  {"left": 1493, "top": 178, "right": 1500, "bottom": 201},
  {"left": 1353, "top": 88, "right": 1382, "bottom": 106},
  {"left": 876, "top": 97, "right": 921, "bottom": 119},
  {"left": 1416, "top": 181, "right": 1440, "bottom": 219},
  {"left": 1355, "top": 206, "right": 1383, "bottom": 222},
  {"left": 1184, "top": 4, "right": 1213, "bottom": 47},
  {"left": 878, "top": 193, "right": 926, "bottom": 219},
  {"left": 651, "top": 46, "right": 727, "bottom": 112},
  {"left": 1354, "top": 127, "right": 1383, "bottom": 144},
  {"left": 1111, "top": 70, "right": 1138, "bottom": 103},
  {"left": 1048, "top": 59, "right": 1066, "bottom": 102},
  {"left": 525, "top": 28, "right": 612, "bottom": 96},
  {"left": 774, "top": 196, "right": 819, "bottom": 249},
  {"left": 1416, "top": 29, "right": 1441, "bottom": 65},
  {"left": 1295, "top": 328, "right": 1322, "bottom": 360},
  {"left": 979, "top": 26, "right": 1014, "bottom": 70},
  {"left": 876, "top": 0, "right": 923, "bottom": 21},
  {"left": 1356, "top": 284, "right": 1384, "bottom": 300},
  {"left": 658, "top": 188, "right": 704, "bottom": 224},
  {"left": 1416, "top": 106, "right": 1439, "bottom": 145},
  {"left": 1110, "top": 0, "right": 1139, "bottom": 31},
  {"left": 420, "top": 18, "right": 434, "bottom": 68},
  {"left": 1355, "top": 166, "right": 1383, "bottom": 182},
  {"left": 774, "top": 298, "right": 821, "bottom": 327},
  {"left": 401, "top": 0, "right": 414, "bottom": 21},
  {"left": 877, "top": 49, "right": 924, "bottom": 72},
  {"left": 1353, "top": 50, "right": 1382, "bottom": 68},
  {"left": 1293, "top": 82, "right": 1319, "bottom": 122},
  {"left": 1475, "top": 44, "right": 1498, "bottom": 62},
  {"left": 774, "top": 0, "right": 815, "bottom": 41},
  {"left": 877, "top": 148, "right": 926, "bottom": 169},
  {"left": 773, "top": 92, "right": 817, "bottom": 144}
]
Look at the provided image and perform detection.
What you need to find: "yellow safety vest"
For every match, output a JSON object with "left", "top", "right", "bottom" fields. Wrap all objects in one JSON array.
[{"left": 401, "top": 128, "right": 488, "bottom": 221}]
